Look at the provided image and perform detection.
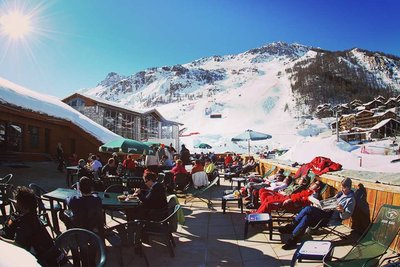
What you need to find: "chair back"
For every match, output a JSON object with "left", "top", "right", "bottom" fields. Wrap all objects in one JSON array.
[
  {"left": 104, "top": 184, "right": 128, "bottom": 194},
  {"left": 175, "top": 173, "right": 188, "bottom": 190},
  {"left": 29, "top": 183, "right": 48, "bottom": 212},
  {"left": 263, "top": 165, "right": 277, "bottom": 178},
  {"left": 126, "top": 176, "right": 145, "bottom": 189},
  {"left": 54, "top": 228, "right": 106, "bottom": 267},
  {"left": 157, "top": 173, "right": 165, "bottom": 184},
  {"left": 0, "top": 174, "right": 13, "bottom": 184},
  {"left": 0, "top": 183, "right": 14, "bottom": 215},
  {"left": 344, "top": 204, "right": 400, "bottom": 262},
  {"left": 102, "top": 176, "right": 122, "bottom": 188}
]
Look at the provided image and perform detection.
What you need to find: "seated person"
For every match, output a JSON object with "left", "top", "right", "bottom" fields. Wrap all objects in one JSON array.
[
  {"left": 101, "top": 157, "right": 118, "bottom": 177},
  {"left": 77, "top": 158, "right": 93, "bottom": 179},
  {"left": 191, "top": 160, "right": 204, "bottom": 174},
  {"left": 224, "top": 154, "right": 233, "bottom": 168},
  {"left": 204, "top": 158, "right": 216, "bottom": 181},
  {"left": 241, "top": 156, "right": 257, "bottom": 174},
  {"left": 241, "top": 168, "right": 286, "bottom": 198},
  {"left": 90, "top": 155, "right": 103, "bottom": 179},
  {"left": 131, "top": 171, "right": 168, "bottom": 221},
  {"left": 171, "top": 159, "right": 188, "bottom": 181},
  {"left": 122, "top": 154, "right": 136, "bottom": 175},
  {"left": 254, "top": 180, "right": 323, "bottom": 214},
  {"left": 259, "top": 175, "right": 310, "bottom": 202},
  {"left": 0, "top": 186, "right": 65, "bottom": 266},
  {"left": 60, "top": 177, "right": 103, "bottom": 236},
  {"left": 280, "top": 178, "right": 355, "bottom": 250},
  {"left": 160, "top": 155, "right": 174, "bottom": 169}
]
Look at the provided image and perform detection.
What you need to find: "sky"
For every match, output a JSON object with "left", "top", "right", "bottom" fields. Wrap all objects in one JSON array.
[{"left": 0, "top": 0, "right": 399, "bottom": 98}]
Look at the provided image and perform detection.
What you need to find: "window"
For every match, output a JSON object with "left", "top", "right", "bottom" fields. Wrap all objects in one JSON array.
[
  {"left": 7, "top": 122, "right": 23, "bottom": 152},
  {"left": 103, "top": 109, "right": 119, "bottom": 132},
  {"left": 29, "top": 126, "right": 39, "bottom": 148}
]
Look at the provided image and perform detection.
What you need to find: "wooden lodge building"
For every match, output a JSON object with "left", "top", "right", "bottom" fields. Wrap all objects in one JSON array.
[
  {"left": 0, "top": 96, "right": 120, "bottom": 163},
  {"left": 62, "top": 93, "right": 182, "bottom": 148}
]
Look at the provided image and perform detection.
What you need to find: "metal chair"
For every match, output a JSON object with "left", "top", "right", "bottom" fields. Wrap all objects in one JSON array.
[
  {"left": 0, "top": 183, "right": 14, "bottom": 217},
  {"left": 105, "top": 221, "right": 149, "bottom": 267},
  {"left": 104, "top": 184, "right": 129, "bottom": 220},
  {"left": 29, "top": 183, "right": 62, "bottom": 214},
  {"left": 0, "top": 174, "right": 13, "bottom": 184},
  {"left": 54, "top": 228, "right": 107, "bottom": 267}
]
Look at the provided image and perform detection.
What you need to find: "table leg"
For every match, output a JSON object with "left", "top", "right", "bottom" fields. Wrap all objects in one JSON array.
[
  {"left": 268, "top": 219, "right": 273, "bottom": 240},
  {"left": 222, "top": 199, "right": 227, "bottom": 214},
  {"left": 244, "top": 220, "right": 249, "bottom": 239},
  {"left": 49, "top": 199, "right": 61, "bottom": 235}
]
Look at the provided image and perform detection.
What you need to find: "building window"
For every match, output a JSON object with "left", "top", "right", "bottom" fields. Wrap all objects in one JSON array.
[
  {"left": 141, "top": 115, "right": 159, "bottom": 140},
  {"left": 68, "top": 97, "right": 85, "bottom": 107},
  {"left": 121, "top": 113, "right": 138, "bottom": 139},
  {"left": 29, "top": 126, "right": 39, "bottom": 148},
  {"left": 103, "top": 109, "right": 119, "bottom": 132},
  {"left": 7, "top": 122, "right": 23, "bottom": 152}
]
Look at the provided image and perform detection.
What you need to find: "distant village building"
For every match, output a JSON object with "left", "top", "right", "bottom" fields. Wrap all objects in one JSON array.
[
  {"left": 63, "top": 93, "right": 181, "bottom": 148},
  {"left": 333, "top": 95, "right": 400, "bottom": 142}
]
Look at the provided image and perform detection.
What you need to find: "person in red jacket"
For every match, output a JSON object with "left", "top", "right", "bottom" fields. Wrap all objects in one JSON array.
[
  {"left": 122, "top": 154, "right": 136, "bottom": 175},
  {"left": 224, "top": 154, "right": 233, "bottom": 167},
  {"left": 254, "top": 180, "right": 323, "bottom": 214},
  {"left": 170, "top": 159, "right": 188, "bottom": 182}
]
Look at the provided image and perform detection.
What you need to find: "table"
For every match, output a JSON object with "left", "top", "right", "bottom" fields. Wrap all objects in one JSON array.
[
  {"left": 0, "top": 240, "right": 41, "bottom": 266},
  {"left": 244, "top": 213, "right": 273, "bottom": 240},
  {"left": 43, "top": 188, "right": 141, "bottom": 234},
  {"left": 231, "top": 177, "right": 247, "bottom": 190},
  {"left": 66, "top": 166, "right": 79, "bottom": 187},
  {"left": 291, "top": 240, "right": 333, "bottom": 266},
  {"left": 221, "top": 191, "right": 243, "bottom": 214}
]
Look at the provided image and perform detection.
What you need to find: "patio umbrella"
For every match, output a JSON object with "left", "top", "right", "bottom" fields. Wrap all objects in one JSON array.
[
  {"left": 196, "top": 143, "right": 212, "bottom": 149},
  {"left": 231, "top": 129, "right": 272, "bottom": 155},
  {"left": 99, "top": 138, "right": 152, "bottom": 155}
]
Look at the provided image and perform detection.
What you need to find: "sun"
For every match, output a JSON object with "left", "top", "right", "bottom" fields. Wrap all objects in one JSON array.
[{"left": 0, "top": 11, "right": 32, "bottom": 39}]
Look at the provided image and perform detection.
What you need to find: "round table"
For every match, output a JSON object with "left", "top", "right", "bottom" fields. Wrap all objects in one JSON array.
[{"left": 0, "top": 240, "right": 40, "bottom": 267}]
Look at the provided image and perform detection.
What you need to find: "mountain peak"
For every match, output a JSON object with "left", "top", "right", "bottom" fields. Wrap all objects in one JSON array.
[{"left": 98, "top": 72, "right": 126, "bottom": 87}]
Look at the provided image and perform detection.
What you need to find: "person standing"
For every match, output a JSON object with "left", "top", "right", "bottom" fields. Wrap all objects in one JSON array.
[
  {"left": 56, "top": 142, "right": 64, "bottom": 172},
  {"left": 180, "top": 144, "right": 191, "bottom": 165}
]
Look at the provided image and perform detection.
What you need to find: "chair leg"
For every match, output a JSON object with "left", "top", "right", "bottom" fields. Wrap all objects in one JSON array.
[
  {"left": 164, "top": 235, "right": 175, "bottom": 257},
  {"left": 169, "top": 232, "right": 176, "bottom": 247}
]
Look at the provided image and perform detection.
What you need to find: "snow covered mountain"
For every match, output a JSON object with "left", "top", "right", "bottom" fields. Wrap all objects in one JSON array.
[{"left": 79, "top": 42, "right": 400, "bottom": 153}]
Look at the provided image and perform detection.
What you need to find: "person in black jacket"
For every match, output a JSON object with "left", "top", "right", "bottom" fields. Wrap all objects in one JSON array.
[
  {"left": 180, "top": 144, "right": 191, "bottom": 165},
  {"left": 0, "top": 186, "right": 65, "bottom": 266},
  {"left": 130, "top": 171, "right": 168, "bottom": 221}
]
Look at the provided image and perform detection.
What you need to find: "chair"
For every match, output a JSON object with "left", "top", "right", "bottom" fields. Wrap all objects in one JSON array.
[
  {"left": 125, "top": 176, "right": 145, "bottom": 190},
  {"left": 0, "top": 183, "right": 14, "bottom": 217},
  {"left": 191, "top": 171, "right": 208, "bottom": 189},
  {"left": 174, "top": 173, "right": 189, "bottom": 191},
  {"left": 139, "top": 204, "right": 181, "bottom": 257},
  {"left": 102, "top": 176, "right": 123, "bottom": 188},
  {"left": 184, "top": 175, "right": 219, "bottom": 207},
  {"left": 157, "top": 172, "right": 165, "bottom": 184},
  {"left": 54, "top": 228, "right": 107, "bottom": 267},
  {"left": 104, "top": 184, "right": 130, "bottom": 220},
  {"left": 0, "top": 174, "right": 13, "bottom": 184},
  {"left": 29, "top": 183, "right": 62, "bottom": 214},
  {"left": 323, "top": 204, "right": 400, "bottom": 267},
  {"left": 105, "top": 221, "right": 149, "bottom": 267},
  {"left": 211, "top": 169, "right": 220, "bottom": 186}
]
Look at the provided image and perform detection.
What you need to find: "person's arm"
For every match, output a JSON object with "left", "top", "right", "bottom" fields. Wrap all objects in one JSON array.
[{"left": 337, "top": 196, "right": 355, "bottom": 220}]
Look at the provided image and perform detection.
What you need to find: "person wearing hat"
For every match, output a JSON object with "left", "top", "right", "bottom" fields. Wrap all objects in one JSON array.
[{"left": 280, "top": 177, "right": 355, "bottom": 250}]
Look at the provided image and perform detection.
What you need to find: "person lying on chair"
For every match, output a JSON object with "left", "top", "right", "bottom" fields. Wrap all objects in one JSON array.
[{"left": 279, "top": 177, "right": 355, "bottom": 250}]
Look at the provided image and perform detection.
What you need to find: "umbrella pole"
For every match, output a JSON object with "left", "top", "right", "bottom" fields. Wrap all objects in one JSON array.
[{"left": 248, "top": 139, "right": 251, "bottom": 156}]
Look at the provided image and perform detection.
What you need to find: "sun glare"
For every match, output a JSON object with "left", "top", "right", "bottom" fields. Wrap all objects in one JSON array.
[{"left": 0, "top": 11, "right": 32, "bottom": 39}]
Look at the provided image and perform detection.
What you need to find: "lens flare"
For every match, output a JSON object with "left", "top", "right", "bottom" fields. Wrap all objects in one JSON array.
[{"left": 0, "top": 11, "right": 32, "bottom": 39}]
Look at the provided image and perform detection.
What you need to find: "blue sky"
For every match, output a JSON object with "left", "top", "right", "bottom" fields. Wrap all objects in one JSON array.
[{"left": 0, "top": 0, "right": 399, "bottom": 98}]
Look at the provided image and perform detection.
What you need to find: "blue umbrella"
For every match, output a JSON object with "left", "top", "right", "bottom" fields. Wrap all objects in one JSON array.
[{"left": 231, "top": 129, "right": 272, "bottom": 155}]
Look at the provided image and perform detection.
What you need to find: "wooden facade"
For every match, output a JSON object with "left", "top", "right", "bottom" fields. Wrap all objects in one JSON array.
[
  {"left": 0, "top": 103, "right": 103, "bottom": 162},
  {"left": 257, "top": 159, "right": 400, "bottom": 252}
]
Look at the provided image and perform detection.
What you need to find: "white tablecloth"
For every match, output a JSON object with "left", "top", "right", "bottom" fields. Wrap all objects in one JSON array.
[{"left": 0, "top": 240, "right": 41, "bottom": 266}]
